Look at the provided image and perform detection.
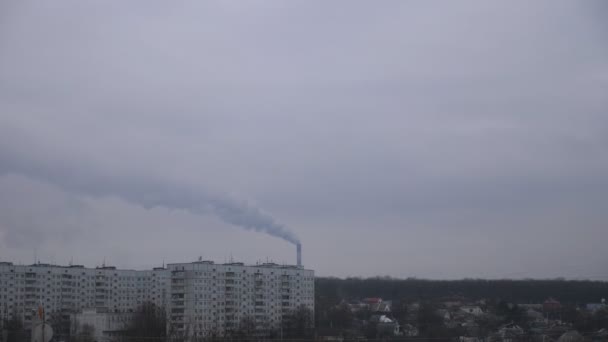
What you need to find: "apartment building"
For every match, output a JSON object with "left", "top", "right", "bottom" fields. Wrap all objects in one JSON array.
[
  {"left": 0, "top": 259, "right": 314, "bottom": 339},
  {"left": 167, "top": 261, "right": 314, "bottom": 338},
  {"left": 0, "top": 261, "right": 170, "bottom": 330}
]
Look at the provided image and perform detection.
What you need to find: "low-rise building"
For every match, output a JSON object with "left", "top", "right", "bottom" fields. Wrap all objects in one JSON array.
[
  {"left": 71, "top": 308, "right": 134, "bottom": 341},
  {"left": 460, "top": 306, "right": 484, "bottom": 316}
]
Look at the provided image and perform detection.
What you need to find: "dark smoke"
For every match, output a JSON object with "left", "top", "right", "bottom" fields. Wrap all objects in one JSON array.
[{"left": 0, "top": 146, "right": 300, "bottom": 245}]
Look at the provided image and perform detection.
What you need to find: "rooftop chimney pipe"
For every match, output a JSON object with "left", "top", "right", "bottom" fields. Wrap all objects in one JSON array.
[{"left": 296, "top": 243, "right": 302, "bottom": 267}]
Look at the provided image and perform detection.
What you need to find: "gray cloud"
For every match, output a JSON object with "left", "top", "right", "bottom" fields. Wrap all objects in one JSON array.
[{"left": 0, "top": 0, "right": 607, "bottom": 278}]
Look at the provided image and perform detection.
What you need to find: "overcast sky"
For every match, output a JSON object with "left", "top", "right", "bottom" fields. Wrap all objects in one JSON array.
[{"left": 1, "top": 1, "right": 607, "bottom": 279}]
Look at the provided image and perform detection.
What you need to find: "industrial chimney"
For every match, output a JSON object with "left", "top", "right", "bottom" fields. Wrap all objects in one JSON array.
[{"left": 296, "top": 243, "right": 302, "bottom": 267}]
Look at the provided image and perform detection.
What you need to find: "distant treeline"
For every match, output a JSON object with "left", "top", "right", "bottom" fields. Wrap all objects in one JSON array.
[{"left": 315, "top": 277, "right": 608, "bottom": 304}]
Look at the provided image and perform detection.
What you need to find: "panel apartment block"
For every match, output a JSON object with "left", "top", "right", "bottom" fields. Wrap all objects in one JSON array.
[{"left": 167, "top": 261, "right": 314, "bottom": 338}]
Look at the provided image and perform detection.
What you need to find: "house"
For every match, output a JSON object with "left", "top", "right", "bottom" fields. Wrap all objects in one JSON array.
[
  {"left": 376, "top": 322, "right": 402, "bottom": 337},
  {"left": 369, "top": 314, "right": 393, "bottom": 324},
  {"left": 347, "top": 301, "right": 368, "bottom": 313},
  {"left": 556, "top": 330, "right": 584, "bottom": 342},
  {"left": 586, "top": 302, "right": 606, "bottom": 312},
  {"left": 526, "top": 308, "right": 545, "bottom": 322},
  {"left": 459, "top": 337, "right": 482, "bottom": 342},
  {"left": 363, "top": 297, "right": 383, "bottom": 305},
  {"left": 401, "top": 324, "right": 419, "bottom": 337},
  {"left": 589, "top": 328, "right": 608, "bottom": 342},
  {"left": 460, "top": 306, "right": 484, "bottom": 316},
  {"left": 461, "top": 320, "right": 480, "bottom": 336},
  {"left": 436, "top": 309, "right": 452, "bottom": 321},
  {"left": 370, "top": 301, "right": 391, "bottom": 313},
  {"left": 519, "top": 303, "right": 543, "bottom": 310},
  {"left": 489, "top": 323, "right": 524, "bottom": 342},
  {"left": 497, "top": 322, "right": 524, "bottom": 339},
  {"left": 370, "top": 315, "right": 402, "bottom": 337},
  {"left": 444, "top": 301, "right": 463, "bottom": 308},
  {"left": 543, "top": 298, "right": 561, "bottom": 312},
  {"left": 543, "top": 324, "right": 571, "bottom": 340}
]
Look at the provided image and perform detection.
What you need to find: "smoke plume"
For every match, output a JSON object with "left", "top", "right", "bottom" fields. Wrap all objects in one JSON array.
[{"left": 0, "top": 146, "right": 300, "bottom": 246}]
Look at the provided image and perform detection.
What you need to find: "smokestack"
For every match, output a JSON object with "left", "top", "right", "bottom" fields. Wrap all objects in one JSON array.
[{"left": 296, "top": 243, "right": 302, "bottom": 267}]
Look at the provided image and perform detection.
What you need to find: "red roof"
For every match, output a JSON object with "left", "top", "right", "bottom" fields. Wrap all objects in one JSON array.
[{"left": 363, "top": 297, "right": 382, "bottom": 304}]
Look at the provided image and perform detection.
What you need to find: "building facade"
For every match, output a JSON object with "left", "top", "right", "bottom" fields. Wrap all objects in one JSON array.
[
  {"left": 167, "top": 261, "right": 315, "bottom": 338},
  {"left": 71, "top": 308, "right": 135, "bottom": 341},
  {"left": 0, "top": 261, "right": 170, "bottom": 337},
  {"left": 0, "top": 260, "right": 314, "bottom": 339}
]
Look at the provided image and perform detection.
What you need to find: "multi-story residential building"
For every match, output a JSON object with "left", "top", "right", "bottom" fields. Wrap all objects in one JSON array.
[
  {"left": 0, "top": 261, "right": 170, "bottom": 336},
  {"left": 167, "top": 261, "right": 314, "bottom": 338},
  {"left": 1, "top": 259, "right": 314, "bottom": 339}
]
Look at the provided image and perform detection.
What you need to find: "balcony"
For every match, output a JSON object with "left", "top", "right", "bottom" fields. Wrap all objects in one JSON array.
[
  {"left": 171, "top": 286, "right": 185, "bottom": 293},
  {"left": 171, "top": 270, "right": 185, "bottom": 278}
]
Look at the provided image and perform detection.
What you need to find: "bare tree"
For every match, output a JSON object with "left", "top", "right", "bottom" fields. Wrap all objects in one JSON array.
[
  {"left": 71, "top": 324, "right": 95, "bottom": 342},
  {"left": 125, "top": 303, "right": 167, "bottom": 342},
  {"left": 3, "top": 316, "right": 26, "bottom": 342},
  {"left": 281, "top": 305, "right": 314, "bottom": 339}
]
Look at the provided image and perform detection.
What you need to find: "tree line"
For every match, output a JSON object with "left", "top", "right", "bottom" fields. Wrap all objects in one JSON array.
[{"left": 316, "top": 277, "right": 608, "bottom": 304}]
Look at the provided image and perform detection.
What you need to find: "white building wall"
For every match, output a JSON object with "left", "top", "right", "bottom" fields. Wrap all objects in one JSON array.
[
  {"left": 0, "top": 262, "right": 169, "bottom": 329},
  {"left": 167, "top": 262, "right": 314, "bottom": 338},
  {"left": 1, "top": 260, "right": 314, "bottom": 339},
  {"left": 71, "top": 308, "right": 135, "bottom": 342}
]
